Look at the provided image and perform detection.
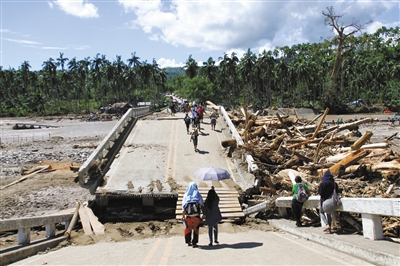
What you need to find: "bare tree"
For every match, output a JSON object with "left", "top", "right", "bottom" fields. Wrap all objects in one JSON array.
[{"left": 323, "top": 6, "right": 371, "bottom": 92}]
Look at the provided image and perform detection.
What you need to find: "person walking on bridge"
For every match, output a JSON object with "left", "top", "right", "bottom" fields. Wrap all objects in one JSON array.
[
  {"left": 202, "top": 186, "right": 222, "bottom": 246},
  {"left": 190, "top": 128, "right": 199, "bottom": 152},
  {"left": 184, "top": 113, "right": 191, "bottom": 134},
  {"left": 318, "top": 170, "right": 339, "bottom": 234},
  {"left": 182, "top": 182, "right": 204, "bottom": 248},
  {"left": 210, "top": 108, "right": 219, "bottom": 131}
]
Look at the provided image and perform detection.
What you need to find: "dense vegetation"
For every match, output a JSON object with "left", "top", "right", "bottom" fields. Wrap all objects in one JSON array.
[{"left": 1, "top": 8, "right": 399, "bottom": 116}]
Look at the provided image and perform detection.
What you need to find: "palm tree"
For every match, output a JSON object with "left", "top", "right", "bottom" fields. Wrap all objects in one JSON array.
[
  {"left": 201, "top": 57, "right": 218, "bottom": 84},
  {"left": 19, "top": 61, "right": 31, "bottom": 95},
  {"left": 183, "top": 55, "right": 198, "bottom": 78},
  {"left": 127, "top": 52, "right": 141, "bottom": 68},
  {"left": 56, "top": 52, "right": 69, "bottom": 72}
]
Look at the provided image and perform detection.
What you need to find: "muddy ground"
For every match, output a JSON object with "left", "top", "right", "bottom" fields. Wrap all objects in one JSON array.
[{"left": 0, "top": 111, "right": 399, "bottom": 249}]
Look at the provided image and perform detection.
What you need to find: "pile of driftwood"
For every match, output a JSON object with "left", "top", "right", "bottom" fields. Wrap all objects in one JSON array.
[{"left": 223, "top": 107, "right": 400, "bottom": 238}]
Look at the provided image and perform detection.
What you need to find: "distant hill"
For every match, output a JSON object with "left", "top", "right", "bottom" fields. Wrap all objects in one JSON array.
[{"left": 165, "top": 67, "right": 185, "bottom": 78}]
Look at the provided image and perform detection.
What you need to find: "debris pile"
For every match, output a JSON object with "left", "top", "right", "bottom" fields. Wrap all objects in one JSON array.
[{"left": 226, "top": 107, "right": 400, "bottom": 238}]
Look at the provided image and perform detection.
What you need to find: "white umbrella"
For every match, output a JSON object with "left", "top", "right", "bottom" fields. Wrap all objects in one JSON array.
[{"left": 194, "top": 167, "right": 230, "bottom": 181}]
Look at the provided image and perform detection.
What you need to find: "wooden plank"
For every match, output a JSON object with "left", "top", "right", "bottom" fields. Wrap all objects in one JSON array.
[
  {"left": 176, "top": 207, "right": 242, "bottom": 215},
  {"left": 84, "top": 205, "right": 105, "bottom": 235},
  {"left": 176, "top": 212, "right": 244, "bottom": 220},
  {"left": 176, "top": 203, "right": 241, "bottom": 211},
  {"left": 78, "top": 204, "right": 93, "bottom": 235},
  {"left": 1, "top": 166, "right": 50, "bottom": 190},
  {"left": 176, "top": 188, "right": 243, "bottom": 221}
]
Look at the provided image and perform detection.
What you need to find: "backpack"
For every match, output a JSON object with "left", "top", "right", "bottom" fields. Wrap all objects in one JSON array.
[
  {"left": 296, "top": 184, "right": 308, "bottom": 202},
  {"left": 185, "top": 202, "right": 200, "bottom": 217}
]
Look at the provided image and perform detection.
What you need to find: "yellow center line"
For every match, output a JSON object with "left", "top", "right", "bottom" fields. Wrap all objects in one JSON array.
[
  {"left": 172, "top": 120, "right": 179, "bottom": 179},
  {"left": 164, "top": 120, "right": 175, "bottom": 182},
  {"left": 140, "top": 238, "right": 162, "bottom": 266},
  {"left": 158, "top": 237, "right": 174, "bottom": 265}
]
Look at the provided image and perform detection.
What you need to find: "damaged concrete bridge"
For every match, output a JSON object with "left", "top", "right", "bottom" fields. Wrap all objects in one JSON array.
[{"left": 78, "top": 107, "right": 246, "bottom": 221}]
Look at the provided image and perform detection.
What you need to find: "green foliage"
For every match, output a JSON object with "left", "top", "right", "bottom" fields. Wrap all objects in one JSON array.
[{"left": 1, "top": 25, "right": 399, "bottom": 116}]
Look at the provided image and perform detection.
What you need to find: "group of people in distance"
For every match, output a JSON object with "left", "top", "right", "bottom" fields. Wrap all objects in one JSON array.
[
  {"left": 183, "top": 103, "right": 219, "bottom": 152},
  {"left": 182, "top": 183, "right": 222, "bottom": 248},
  {"left": 292, "top": 169, "right": 339, "bottom": 234}
]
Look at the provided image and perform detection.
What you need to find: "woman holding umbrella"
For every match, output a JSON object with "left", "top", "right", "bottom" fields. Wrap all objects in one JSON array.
[
  {"left": 182, "top": 182, "right": 204, "bottom": 248},
  {"left": 202, "top": 186, "right": 222, "bottom": 246}
]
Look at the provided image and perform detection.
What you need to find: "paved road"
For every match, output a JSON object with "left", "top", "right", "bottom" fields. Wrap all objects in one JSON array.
[
  {"left": 99, "top": 112, "right": 249, "bottom": 195},
  {"left": 12, "top": 226, "right": 374, "bottom": 266}
]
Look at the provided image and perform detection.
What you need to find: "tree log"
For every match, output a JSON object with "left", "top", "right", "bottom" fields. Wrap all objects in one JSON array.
[
  {"left": 351, "top": 131, "right": 373, "bottom": 150},
  {"left": 276, "top": 113, "right": 293, "bottom": 138},
  {"left": 66, "top": 202, "right": 81, "bottom": 237},
  {"left": 312, "top": 108, "right": 329, "bottom": 139},
  {"left": 329, "top": 149, "right": 370, "bottom": 175}
]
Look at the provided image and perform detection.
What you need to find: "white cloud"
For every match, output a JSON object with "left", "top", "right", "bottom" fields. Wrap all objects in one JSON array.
[
  {"left": 53, "top": 0, "right": 99, "bottom": 18},
  {"left": 4, "top": 38, "right": 41, "bottom": 45},
  {"left": 74, "top": 45, "right": 91, "bottom": 50},
  {"left": 118, "top": 0, "right": 397, "bottom": 55},
  {"left": 157, "top": 58, "right": 184, "bottom": 68},
  {"left": 41, "top": 46, "right": 68, "bottom": 50}
]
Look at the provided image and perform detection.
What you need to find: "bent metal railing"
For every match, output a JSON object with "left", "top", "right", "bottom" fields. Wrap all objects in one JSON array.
[{"left": 78, "top": 107, "right": 150, "bottom": 194}]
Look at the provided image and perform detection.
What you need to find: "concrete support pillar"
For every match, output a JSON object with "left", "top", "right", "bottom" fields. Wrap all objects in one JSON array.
[
  {"left": 64, "top": 221, "right": 70, "bottom": 231},
  {"left": 142, "top": 197, "right": 154, "bottom": 206},
  {"left": 278, "top": 207, "right": 287, "bottom": 217},
  {"left": 18, "top": 228, "right": 31, "bottom": 245},
  {"left": 46, "top": 224, "right": 56, "bottom": 238},
  {"left": 362, "top": 213, "right": 383, "bottom": 240}
]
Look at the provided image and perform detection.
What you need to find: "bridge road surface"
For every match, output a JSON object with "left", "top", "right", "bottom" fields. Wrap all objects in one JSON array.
[
  {"left": 97, "top": 112, "right": 241, "bottom": 197},
  {"left": 12, "top": 227, "right": 374, "bottom": 266}
]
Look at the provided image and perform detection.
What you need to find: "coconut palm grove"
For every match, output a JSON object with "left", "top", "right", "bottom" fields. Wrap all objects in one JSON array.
[{"left": 1, "top": 8, "right": 399, "bottom": 117}]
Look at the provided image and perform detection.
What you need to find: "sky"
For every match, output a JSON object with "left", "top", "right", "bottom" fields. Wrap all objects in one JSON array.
[{"left": 0, "top": 0, "right": 399, "bottom": 71}]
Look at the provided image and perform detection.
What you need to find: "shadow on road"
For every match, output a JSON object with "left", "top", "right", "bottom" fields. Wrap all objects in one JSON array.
[{"left": 199, "top": 242, "right": 263, "bottom": 250}]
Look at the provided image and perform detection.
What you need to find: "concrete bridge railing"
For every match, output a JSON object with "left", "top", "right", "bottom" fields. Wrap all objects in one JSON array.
[
  {"left": 218, "top": 106, "right": 258, "bottom": 172},
  {"left": 0, "top": 213, "right": 74, "bottom": 264},
  {"left": 275, "top": 196, "right": 400, "bottom": 240},
  {"left": 0, "top": 213, "right": 73, "bottom": 245},
  {"left": 78, "top": 107, "right": 150, "bottom": 193}
]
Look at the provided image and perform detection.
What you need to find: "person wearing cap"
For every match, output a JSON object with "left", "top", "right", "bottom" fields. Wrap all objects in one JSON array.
[{"left": 292, "top": 176, "right": 310, "bottom": 227}]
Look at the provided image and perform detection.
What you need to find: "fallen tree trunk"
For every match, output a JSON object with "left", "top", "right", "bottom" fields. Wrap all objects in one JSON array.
[
  {"left": 329, "top": 149, "right": 370, "bottom": 175},
  {"left": 350, "top": 131, "right": 373, "bottom": 150},
  {"left": 312, "top": 108, "right": 329, "bottom": 139}
]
